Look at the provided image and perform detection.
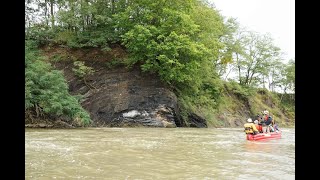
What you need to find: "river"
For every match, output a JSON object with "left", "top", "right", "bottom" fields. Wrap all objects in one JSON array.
[{"left": 25, "top": 127, "right": 295, "bottom": 179}]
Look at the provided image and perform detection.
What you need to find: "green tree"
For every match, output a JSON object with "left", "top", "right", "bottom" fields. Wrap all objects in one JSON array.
[
  {"left": 227, "top": 30, "right": 282, "bottom": 87},
  {"left": 218, "top": 17, "right": 241, "bottom": 78},
  {"left": 265, "top": 59, "right": 285, "bottom": 92},
  {"left": 281, "top": 59, "right": 295, "bottom": 93}
]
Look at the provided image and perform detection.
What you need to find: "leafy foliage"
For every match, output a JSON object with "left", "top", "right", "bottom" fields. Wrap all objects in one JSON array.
[
  {"left": 72, "top": 61, "right": 95, "bottom": 79},
  {"left": 26, "top": 0, "right": 225, "bottom": 91},
  {"left": 123, "top": 26, "right": 210, "bottom": 88},
  {"left": 25, "top": 0, "right": 294, "bottom": 126},
  {"left": 25, "top": 40, "right": 91, "bottom": 126},
  {"left": 223, "top": 80, "right": 253, "bottom": 100},
  {"left": 26, "top": 24, "right": 56, "bottom": 45},
  {"left": 282, "top": 59, "right": 295, "bottom": 93},
  {"left": 105, "top": 58, "right": 126, "bottom": 69}
]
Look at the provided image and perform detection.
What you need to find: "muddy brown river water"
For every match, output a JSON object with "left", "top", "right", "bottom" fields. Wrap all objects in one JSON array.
[{"left": 25, "top": 127, "right": 295, "bottom": 179}]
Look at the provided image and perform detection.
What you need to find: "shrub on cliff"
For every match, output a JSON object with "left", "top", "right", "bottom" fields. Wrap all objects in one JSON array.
[{"left": 25, "top": 40, "right": 91, "bottom": 126}]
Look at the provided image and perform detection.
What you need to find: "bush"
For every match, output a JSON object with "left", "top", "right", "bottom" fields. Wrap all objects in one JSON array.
[
  {"left": 25, "top": 40, "right": 91, "bottom": 126},
  {"left": 54, "top": 31, "right": 77, "bottom": 46},
  {"left": 72, "top": 61, "right": 95, "bottom": 79},
  {"left": 224, "top": 81, "right": 252, "bottom": 100},
  {"left": 26, "top": 24, "right": 55, "bottom": 46}
]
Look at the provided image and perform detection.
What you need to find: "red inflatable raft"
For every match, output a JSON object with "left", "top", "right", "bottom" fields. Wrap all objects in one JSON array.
[{"left": 246, "top": 131, "right": 282, "bottom": 141}]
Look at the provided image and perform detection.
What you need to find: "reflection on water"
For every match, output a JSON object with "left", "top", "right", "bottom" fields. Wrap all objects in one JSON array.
[{"left": 25, "top": 128, "right": 295, "bottom": 179}]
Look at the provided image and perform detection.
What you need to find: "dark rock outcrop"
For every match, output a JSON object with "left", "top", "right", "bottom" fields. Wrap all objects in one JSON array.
[
  {"left": 188, "top": 113, "right": 207, "bottom": 128},
  {"left": 55, "top": 61, "right": 182, "bottom": 127},
  {"left": 39, "top": 45, "right": 208, "bottom": 128}
]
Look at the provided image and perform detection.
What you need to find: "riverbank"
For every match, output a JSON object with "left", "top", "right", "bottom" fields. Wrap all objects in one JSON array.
[{"left": 25, "top": 45, "right": 295, "bottom": 129}]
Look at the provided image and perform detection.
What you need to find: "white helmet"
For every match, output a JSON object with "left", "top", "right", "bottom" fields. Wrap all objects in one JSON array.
[
  {"left": 254, "top": 120, "right": 258, "bottom": 124},
  {"left": 263, "top": 110, "right": 269, "bottom": 115},
  {"left": 247, "top": 118, "right": 253, "bottom": 123}
]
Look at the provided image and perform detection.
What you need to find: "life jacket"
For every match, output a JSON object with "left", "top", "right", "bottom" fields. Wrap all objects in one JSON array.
[
  {"left": 255, "top": 124, "right": 263, "bottom": 133},
  {"left": 265, "top": 116, "right": 272, "bottom": 125},
  {"left": 244, "top": 123, "right": 255, "bottom": 134}
]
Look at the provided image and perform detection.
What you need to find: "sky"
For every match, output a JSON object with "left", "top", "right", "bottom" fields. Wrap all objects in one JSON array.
[{"left": 210, "top": 0, "right": 295, "bottom": 62}]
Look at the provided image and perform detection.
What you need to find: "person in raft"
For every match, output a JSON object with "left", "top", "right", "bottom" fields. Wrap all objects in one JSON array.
[
  {"left": 254, "top": 120, "right": 263, "bottom": 133},
  {"left": 244, "top": 118, "right": 259, "bottom": 135},
  {"left": 273, "top": 120, "right": 280, "bottom": 132},
  {"left": 262, "top": 110, "right": 274, "bottom": 133},
  {"left": 255, "top": 115, "right": 264, "bottom": 131}
]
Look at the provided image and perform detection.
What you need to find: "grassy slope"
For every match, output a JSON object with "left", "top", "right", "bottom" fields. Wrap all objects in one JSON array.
[{"left": 207, "top": 85, "right": 295, "bottom": 128}]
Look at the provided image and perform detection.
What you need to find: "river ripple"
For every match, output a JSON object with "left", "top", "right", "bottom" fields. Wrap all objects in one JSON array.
[{"left": 25, "top": 127, "right": 295, "bottom": 180}]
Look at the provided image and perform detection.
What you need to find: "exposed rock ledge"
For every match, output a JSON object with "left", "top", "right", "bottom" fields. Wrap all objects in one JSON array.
[{"left": 53, "top": 60, "right": 204, "bottom": 128}]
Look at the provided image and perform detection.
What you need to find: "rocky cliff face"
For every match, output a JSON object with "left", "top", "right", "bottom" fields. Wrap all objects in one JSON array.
[
  {"left": 63, "top": 63, "right": 180, "bottom": 127},
  {"left": 44, "top": 45, "right": 207, "bottom": 128}
]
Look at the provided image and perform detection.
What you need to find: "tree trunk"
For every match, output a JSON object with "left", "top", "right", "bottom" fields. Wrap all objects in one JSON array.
[
  {"left": 236, "top": 53, "right": 241, "bottom": 84},
  {"left": 44, "top": 0, "right": 49, "bottom": 26},
  {"left": 248, "top": 72, "right": 255, "bottom": 86},
  {"left": 50, "top": 0, "right": 55, "bottom": 28},
  {"left": 224, "top": 65, "right": 233, "bottom": 81},
  {"left": 280, "top": 86, "right": 287, "bottom": 103},
  {"left": 86, "top": 15, "right": 89, "bottom": 26},
  {"left": 111, "top": 0, "right": 115, "bottom": 14}
]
